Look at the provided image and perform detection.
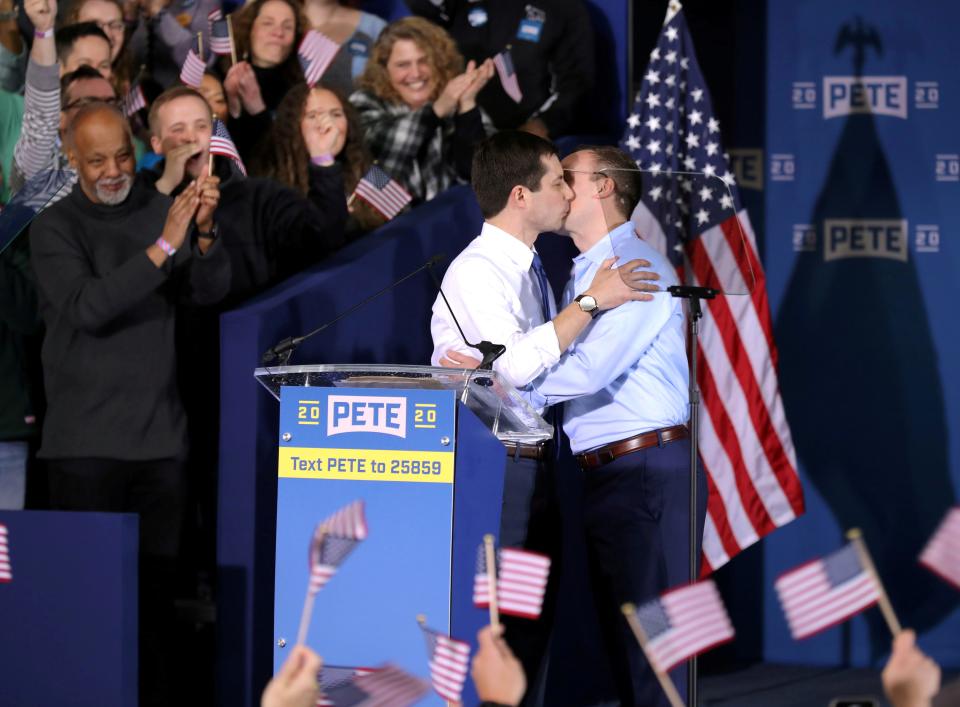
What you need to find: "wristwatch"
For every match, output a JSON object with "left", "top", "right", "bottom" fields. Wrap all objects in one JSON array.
[{"left": 574, "top": 293, "right": 600, "bottom": 318}]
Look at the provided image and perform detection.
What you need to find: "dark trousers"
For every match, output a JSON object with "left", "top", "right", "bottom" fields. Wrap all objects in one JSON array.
[
  {"left": 498, "top": 453, "right": 562, "bottom": 705},
  {"left": 47, "top": 457, "right": 185, "bottom": 707},
  {"left": 582, "top": 438, "right": 707, "bottom": 707}
]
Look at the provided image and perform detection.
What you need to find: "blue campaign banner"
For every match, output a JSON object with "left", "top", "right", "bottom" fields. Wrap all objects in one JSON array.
[
  {"left": 762, "top": 1, "right": 960, "bottom": 669},
  {"left": 273, "top": 386, "right": 459, "bottom": 704}
]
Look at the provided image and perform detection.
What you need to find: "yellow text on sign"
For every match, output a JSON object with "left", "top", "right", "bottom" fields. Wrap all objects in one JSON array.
[{"left": 278, "top": 447, "right": 454, "bottom": 484}]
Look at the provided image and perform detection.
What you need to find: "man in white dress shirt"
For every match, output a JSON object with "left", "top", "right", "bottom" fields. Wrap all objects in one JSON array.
[{"left": 429, "top": 131, "right": 659, "bottom": 701}]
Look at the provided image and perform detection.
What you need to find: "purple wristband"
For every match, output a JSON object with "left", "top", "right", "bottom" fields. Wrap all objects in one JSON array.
[{"left": 34, "top": 27, "right": 54, "bottom": 39}]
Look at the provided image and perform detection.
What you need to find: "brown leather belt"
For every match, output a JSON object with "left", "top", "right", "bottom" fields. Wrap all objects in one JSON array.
[
  {"left": 503, "top": 441, "right": 549, "bottom": 461},
  {"left": 576, "top": 425, "right": 689, "bottom": 470}
]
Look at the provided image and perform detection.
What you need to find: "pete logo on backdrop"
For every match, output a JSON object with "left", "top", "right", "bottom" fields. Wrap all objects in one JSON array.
[{"left": 327, "top": 395, "right": 407, "bottom": 438}]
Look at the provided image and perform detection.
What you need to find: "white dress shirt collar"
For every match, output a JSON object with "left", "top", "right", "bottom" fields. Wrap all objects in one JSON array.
[{"left": 479, "top": 222, "right": 538, "bottom": 272}]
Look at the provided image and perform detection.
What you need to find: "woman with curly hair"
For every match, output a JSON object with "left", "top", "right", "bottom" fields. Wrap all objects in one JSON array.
[
  {"left": 254, "top": 81, "right": 386, "bottom": 235},
  {"left": 349, "top": 16, "right": 494, "bottom": 203},
  {"left": 64, "top": 0, "right": 136, "bottom": 92},
  {"left": 217, "top": 0, "right": 308, "bottom": 161}
]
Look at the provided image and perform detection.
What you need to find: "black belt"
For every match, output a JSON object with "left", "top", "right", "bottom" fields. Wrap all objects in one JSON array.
[{"left": 576, "top": 425, "right": 689, "bottom": 470}]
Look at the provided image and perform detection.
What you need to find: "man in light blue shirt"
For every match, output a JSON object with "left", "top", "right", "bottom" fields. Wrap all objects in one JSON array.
[{"left": 534, "top": 145, "right": 706, "bottom": 707}]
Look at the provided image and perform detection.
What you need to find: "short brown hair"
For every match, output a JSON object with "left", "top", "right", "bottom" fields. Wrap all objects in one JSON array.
[
  {"left": 148, "top": 85, "right": 211, "bottom": 137},
  {"left": 577, "top": 145, "right": 642, "bottom": 219},
  {"left": 471, "top": 131, "right": 558, "bottom": 219},
  {"left": 356, "top": 17, "right": 463, "bottom": 106}
]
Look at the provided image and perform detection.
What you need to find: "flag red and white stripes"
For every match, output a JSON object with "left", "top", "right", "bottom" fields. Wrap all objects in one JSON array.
[
  {"left": 493, "top": 48, "right": 522, "bottom": 103},
  {"left": 418, "top": 623, "right": 470, "bottom": 703},
  {"left": 323, "top": 664, "right": 428, "bottom": 707},
  {"left": 180, "top": 49, "right": 206, "bottom": 88},
  {"left": 210, "top": 118, "right": 247, "bottom": 176},
  {"left": 621, "top": 3, "right": 804, "bottom": 574},
  {"left": 298, "top": 30, "right": 339, "bottom": 87},
  {"left": 208, "top": 10, "right": 233, "bottom": 56},
  {"left": 317, "top": 665, "right": 374, "bottom": 706},
  {"left": 121, "top": 84, "right": 146, "bottom": 117},
  {"left": 633, "top": 580, "right": 734, "bottom": 673},
  {"left": 308, "top": 499, "right": 367, "bottom": 595},
  {"left": 473, "top": 545, "right": 550, "bottom": 619},
  {"left": 920, "top": 506, "right": 960, "bottom": 591},
  {"left": 774, "top": 542, "right": 881, "bottom": 640},
  {"left": 354, "top": 165, "right": 412, "bottom": 220},
  {"left": 0, "top": 523, "right": 11, "bottom": 582}
]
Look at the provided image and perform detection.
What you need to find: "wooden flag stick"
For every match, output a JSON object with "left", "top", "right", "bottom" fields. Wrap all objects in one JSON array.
[
  {"left": 621, "top": 603, "right": 685, "bottom": 707},
  {"left": 846, "top": 528, "right": 902, "bottom": 636},
  {"left": 484, "top": 534, "right": 500, "bottom": 631},
  {"left": 197, "top": 31, "right": 203, "bottom": 60},
  {"left": 226, "top": 14, "right": 237, "bottom": 67},
  {"left": 296, "top": 527, "right": 327, "bottom": 645},
  {"left": 347, "top": 192, "right": 357, "bottom": 208}
]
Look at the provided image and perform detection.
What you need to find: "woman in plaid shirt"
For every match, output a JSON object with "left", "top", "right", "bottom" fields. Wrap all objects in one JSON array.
[{"left": 349, "top": 16, "right": 494, "bottom": 204}]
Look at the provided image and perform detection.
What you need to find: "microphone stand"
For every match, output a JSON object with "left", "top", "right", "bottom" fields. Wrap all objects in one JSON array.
[
  {"left": 260, "top": 255, "right": 444, "bottom": 367},
  {"left": 667, "top": 283, "right": 717, "bottom": 707}
]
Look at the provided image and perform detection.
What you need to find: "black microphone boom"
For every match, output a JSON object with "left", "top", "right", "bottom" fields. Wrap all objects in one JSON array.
[
  {"left": 425, "top": 263, "right": 506, "bottom": 371},
  {"left": 260, "top": 254, "right": 446, "bottom": 366}
]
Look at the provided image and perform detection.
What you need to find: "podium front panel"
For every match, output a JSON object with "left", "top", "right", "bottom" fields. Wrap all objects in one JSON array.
[{"left": 273, "top": 386, "right": 460, "bottom": 701}]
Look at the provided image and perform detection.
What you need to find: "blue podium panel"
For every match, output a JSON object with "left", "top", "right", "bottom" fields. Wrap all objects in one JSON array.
[
  {"left": 0, "top": 510, "right": 138, "bottom": 707},
  {"left": 274, "top": 386, "right": 458, "bottom": 703}
]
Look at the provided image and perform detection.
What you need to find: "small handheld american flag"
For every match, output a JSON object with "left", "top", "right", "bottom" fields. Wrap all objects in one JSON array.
[
  {"left": 180, "top": 49, "right": 206, "bottom": 88},
  {"left": 317, "top": 665, "right": 374, "bottom": 707},
  {"left": 353, "top": 165, "right": 412, "bottom": 221},
  {"left": 296, "top": 500, "right": 368, "bottom": 645},
  {"left": 417, "top": 618, "right": 471, "bottom": 703},
  {"left": 628, "top": 580, "right": 734, "bottom": 674},
  {"left": 121, "top": 84, "right": 147, "bottom": 118},
  {"left": 473, "top": 542, "right": 550, "bottom": 619},
  {"left": 0, "top": 523, "right": 11, "bottom": 582},
  {"left": 320, "top": 664, "right": 428, "bottom": 707},
  {"left": 775, "top": 540, "right": 882, "bottom": 640},
  {"left": 919, "top": 506, "right": 960, "bottom": 591},
  {"left": 493, "top": 48, "right": 522, "bottom": 103},
  {"left": 208, "top": 10, "right": 233, "bottom": 56},
  {"left": 209, "top": 118, "right": 247, "bottom": 176},
  {"left": 298, "top": 30, "right": 339, "bottom": 87}
]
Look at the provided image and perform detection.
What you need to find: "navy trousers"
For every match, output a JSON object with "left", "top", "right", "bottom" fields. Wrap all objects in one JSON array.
[
  {"left": 582, "top": 437, "right": 707, "bottom": 707},
  {"left": 498, "top": 453, "right": 562, "bottom": 704}
]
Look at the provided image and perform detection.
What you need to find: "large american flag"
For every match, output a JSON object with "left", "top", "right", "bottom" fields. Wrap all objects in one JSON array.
[
  {"left": 620, "top": 0, "right": 804, "bottom": 573},
  {"left": 208, "top": 10, "right": 233, "bottom": 56},
  {"left": 320, "top": 664, "right": 428, "bottom": 707},
  {"left": 298, "top": 30, "right": 340, "bottom": 87},
  {"left": 920, "top": 506, "right": 960, "bottom": 592},
  {"left": 632, "top": 579, "right": 734, "bottom": 672},
  {"left": 179, "top": 48, "right": 206, "bottom": 88},
  {"left": 418, "top": 622, "right": 470, "bottom": 703},
  {"left": 0, "top": 523, "right": 11, "bottom": 582},
  {"left": 493, "top": 48, "right": 522, "bottom": 103},
  {"left": 774, "top": 541, "right": 881, "bottom": 640},
  {"left": 308, "top": 499, "right": 367, "bottom": 595},
  {"left": 354, "top": 165, "right": 412, "bottom": 220},
  {"left": 210, "top": 118, "right": 247, "bottom": 176},
  {"left": 473, "top": 544, "right": 550, "bottom": 619}
]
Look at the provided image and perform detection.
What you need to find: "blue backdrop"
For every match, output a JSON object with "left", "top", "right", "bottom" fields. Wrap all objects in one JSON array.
[{"left": 757, "top": 0, "right": 960, "bottom": 669}]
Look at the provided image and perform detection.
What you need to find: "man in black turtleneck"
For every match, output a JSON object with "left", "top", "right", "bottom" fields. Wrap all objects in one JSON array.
[{"left": 29, "top": 102, "right": 230, "bottom": 707}]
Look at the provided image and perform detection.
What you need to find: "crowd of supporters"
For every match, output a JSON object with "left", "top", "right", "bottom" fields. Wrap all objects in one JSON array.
[{"left": 0, "top": 0, "right": 595, "bottom": 703}]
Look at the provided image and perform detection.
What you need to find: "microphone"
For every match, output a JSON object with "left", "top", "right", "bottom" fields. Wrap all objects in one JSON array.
[
  {"left": 425, "top": 263, "right": 506, "bottom": 371},
  {"left": 261, "top": 254, "right": 446, "bottom": 366}
]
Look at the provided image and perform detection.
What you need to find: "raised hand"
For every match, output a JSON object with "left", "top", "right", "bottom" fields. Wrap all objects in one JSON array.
[
  {"left": 433, "top": 61, "right": 479, "bottom": 119},
  {"left": 459, "top": 58, "right": 495, "bottom": 113},
  {"left": 160, "top": 182, "right": 201, "bottom": 252},
  {"left": 155, "top": 141, "right": 203, "bottom": 194},
  {"left": 260, "top": 645, "right": 323, "bottom": 707},
  {"left": 194, "top": 164, "right": 221, "bottom": 235},
  {"left": 24, "top": 0, "right": 56, "bottom": 32},
  {"left": 224, "top": 62, "right": 266, "bottom": 117},
  {"left": 301, "top": 113, "right": 341, "bottom": 160}
]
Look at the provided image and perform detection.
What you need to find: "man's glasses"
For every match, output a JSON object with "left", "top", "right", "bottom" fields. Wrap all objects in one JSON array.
[{"left": 97, "top": 20, "right": 126, "bottom": 33}]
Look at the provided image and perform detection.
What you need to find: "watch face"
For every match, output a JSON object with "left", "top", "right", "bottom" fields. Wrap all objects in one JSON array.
[{"left": 578, "top": 295, "right": 598, "bottom": 311}]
